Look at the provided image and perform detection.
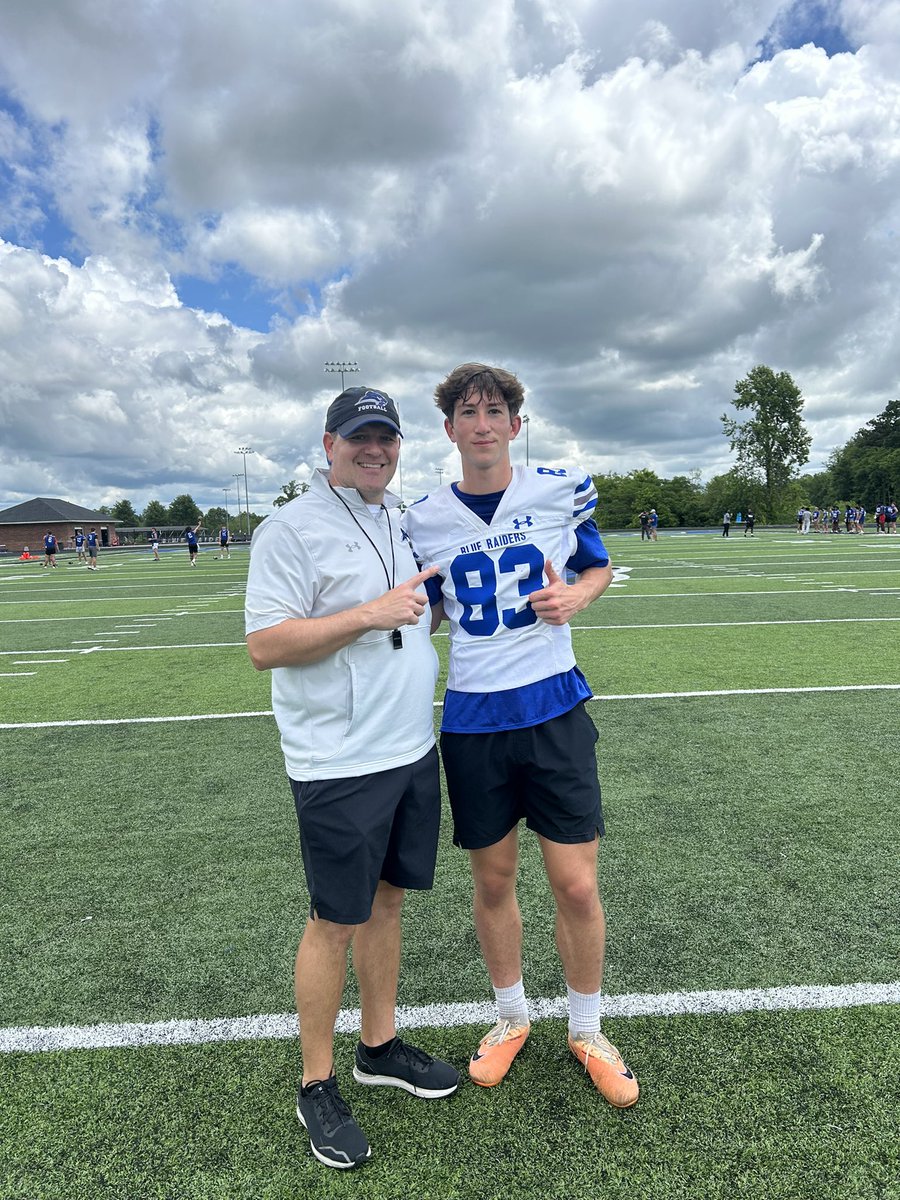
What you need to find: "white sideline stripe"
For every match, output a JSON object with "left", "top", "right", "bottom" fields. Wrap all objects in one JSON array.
[
  {"left": 603, "top": 587, "right": 900, "bottom": 599},
  {"left": 0, "top": 712, "right": 274, "bottom": 729},
  {"left": 2, "top": 618, "right": 898, "bottom": 659},
  {"left": 592, "top": 685, "right": 900, "bottom": 701},
  {"left": 0, "top": 672, "right": 35, "bottom": 677},
  {"left": 0, "top": 615, "right": 177, "bottom": 623},
  {"left": 576, "top": 617, "right": 900, "bottom": 631},
  {"left": 4, "top": 684, "right": 900, "bottom": 730},
  {"left": 0, "top": 642, "right": 240, "bottom": 656},
  {"left": 3, "top": 980, "right": 898, "bottom": 1054}
]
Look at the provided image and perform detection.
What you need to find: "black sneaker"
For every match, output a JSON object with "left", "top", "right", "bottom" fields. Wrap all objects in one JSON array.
[
  {"left": 353, "top": 1037, "right": 460, "bottom": 1098},
  {"left": 296, "top": 1075, "right": 371, "bottom": 1170}
]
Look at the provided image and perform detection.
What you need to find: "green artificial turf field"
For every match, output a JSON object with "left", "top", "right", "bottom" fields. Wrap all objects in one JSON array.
[{"left": 2, "top": 532, "right": 898, "bottom": 1200}]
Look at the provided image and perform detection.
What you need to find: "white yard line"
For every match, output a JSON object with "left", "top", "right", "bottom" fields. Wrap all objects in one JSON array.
[
  {"left": 3, "top": 979, "right": 897, "bottom": 1054},
  {"left": 0, "top": 643, "right": 241, "bottom": 656},
  {"left": 573, "top": 617, "right": 900, "bottom": 631},
  {"left": 4, "top": 617, "right": 898, "bottom": 659},
  {"left": 4, "top": 684, "right": 900, "bottom": 730},
  {"left": 0, "top": 615, "right": 179, "bottom": 624},
  {"left": 602, "top": 588, "right": 900, "bottom": 599}
]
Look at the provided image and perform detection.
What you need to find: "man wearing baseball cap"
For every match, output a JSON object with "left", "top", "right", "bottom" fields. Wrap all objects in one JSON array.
[{"left": 245, "top": 385, "right": 458, "bottom": 1170}]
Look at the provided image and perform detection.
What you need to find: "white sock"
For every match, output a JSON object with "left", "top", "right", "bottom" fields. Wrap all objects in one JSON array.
[
  {"left": 494, "top": 978, "right": 529, "bottom": 1026},
  {"left": 567, "top": 985, "right": 601, "bottom": 1038}
]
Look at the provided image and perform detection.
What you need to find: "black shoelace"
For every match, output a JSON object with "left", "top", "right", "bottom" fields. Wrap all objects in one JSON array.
[
  {"left": 309, "top": 1078, "right": 353, "bottom": 1133},
  {"left": 390, "top": 1039, "right": 433, "bottom": 1071}
]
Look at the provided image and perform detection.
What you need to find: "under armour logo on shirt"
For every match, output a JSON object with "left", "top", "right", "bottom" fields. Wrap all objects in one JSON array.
[
  {"left": 346, "top": 541, "right": 361, "bottom": 551},
  {"left": 512, "top": 515, "right": 534, "bottom": 529}
]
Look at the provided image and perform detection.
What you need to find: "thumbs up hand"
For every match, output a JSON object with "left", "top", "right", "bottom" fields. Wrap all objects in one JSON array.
[{"left": 528, "top": 559, "right": 576, "bottom": 626}]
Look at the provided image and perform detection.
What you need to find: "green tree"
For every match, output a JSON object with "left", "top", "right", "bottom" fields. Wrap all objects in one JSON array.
[
  {"left": 848, "top": 398, "right": 900, "bottom": 450},
  {"left": 142, "top": 500, "right": 170, "bottom": 526},
  {"left": 273, "top": 480, "right": 309, "bottom": 508},
  {"left": 657, "top": 473, "right": 706, "bottom": 527},
  {"left": 797, "top": 468, "right": 836, "bottom": 507},
  {"left": 205, "top": 506, "right": 228, "bottom": 528},
  {"left": 828, "top": 400, "right": 900, "bottom": 507},
  {"left": 704, "top": 469, "right": 767, "bottom": 524},
  {"left": 169, "top": 494, "right": 202, "bottom": 528},
  {"left": 722, "top": 365, "right": 812, "bottom": 520},
  {"left": 593, "top": 469, "right": 666, "bottom": 528},
  {"left": 111, "top": 499, "right": 139, "bottom": 526}
]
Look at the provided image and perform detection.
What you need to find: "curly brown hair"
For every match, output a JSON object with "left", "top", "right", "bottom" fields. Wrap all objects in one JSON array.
[{"left": 434, "top": 363, "right": 525, "bottom": 421}]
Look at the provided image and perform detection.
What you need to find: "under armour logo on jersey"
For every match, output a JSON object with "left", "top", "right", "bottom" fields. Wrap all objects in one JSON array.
[
  {"left": 346, "top": 541, "right": 361, "bottom": 551},
  {"left": 512, "top": 515, "right": 534, "bottom": 529}
]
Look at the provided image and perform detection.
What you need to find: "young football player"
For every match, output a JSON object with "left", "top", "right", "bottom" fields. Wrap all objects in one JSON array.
[{"left": 402, "top": 363, "right": 638, "bottom": 1109}]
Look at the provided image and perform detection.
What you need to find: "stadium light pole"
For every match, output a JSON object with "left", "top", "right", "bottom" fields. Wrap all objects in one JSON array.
[
  {"left": 522, "top": 414, "right": 530, "bottom": 466},
  {"left": 324, "top": 361, "right": 360, "bottom": 391},
  {"left": 233, "top": 472, "right": 245, "bottom": 538},
  {"left": 234, "top": 447, "right": 254, "bottom": 539},
  {"left": 435, "top": 466, "right": 445, "bottom": 486},
  {"left": 222, "top": 487, "right": 230, "bottom": 522}
]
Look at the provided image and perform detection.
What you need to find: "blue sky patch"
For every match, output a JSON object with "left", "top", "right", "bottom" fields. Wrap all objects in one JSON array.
[{"left": 758, "top": 0, "right": 857, "bottom": 60}]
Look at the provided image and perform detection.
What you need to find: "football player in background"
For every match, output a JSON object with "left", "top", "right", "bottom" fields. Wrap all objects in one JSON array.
[{"left": 403, "top": 363, "right": 639, "bottom": 1109}]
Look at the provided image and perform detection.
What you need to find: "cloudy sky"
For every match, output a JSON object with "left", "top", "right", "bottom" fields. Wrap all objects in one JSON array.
[{"left": 1, "top": 0, "right": 898, "bottom": 515}]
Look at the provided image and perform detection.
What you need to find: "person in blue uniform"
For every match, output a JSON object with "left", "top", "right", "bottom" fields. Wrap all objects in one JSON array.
[
  {"left": 43, "top": 531, "right": 58, "bottom": 568},
  {"left": 87, "top": 528, "right": 99, "bottom": 570},
  {"left": 184, "top": 522, "right": 202, "bottom": 564},
  {"left": 219, "top": 526, "right": 231, "bottom": 559},
  {"left": 403, "top": 362, "right": 638, "bottom": 1110}
]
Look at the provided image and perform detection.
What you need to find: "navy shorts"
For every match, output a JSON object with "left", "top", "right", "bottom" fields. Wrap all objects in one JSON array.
[
  {"left": 440, "top": 703, "right": 604, "bottom": 850},
  {"left": 289, "top": 746, "right": 441, "bottom": 925}
]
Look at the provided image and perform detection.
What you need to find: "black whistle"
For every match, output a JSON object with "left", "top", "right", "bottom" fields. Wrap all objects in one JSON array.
[{"left": 391, "top": 629, "right": 403, "bottom": 649}]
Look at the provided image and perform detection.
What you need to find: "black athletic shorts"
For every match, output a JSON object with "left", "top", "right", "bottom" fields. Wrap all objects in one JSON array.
[
  {"left": 440, "top": 703, "right": 604, "bottom": 850},
  {"left": 289, "top": 746, "right": 440, "bottom": 925}
]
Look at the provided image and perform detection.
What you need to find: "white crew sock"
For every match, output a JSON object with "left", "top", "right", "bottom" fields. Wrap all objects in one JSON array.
[
  {"left": 567, "top": 985, "right": 602, "bottom": 1038},
  {"left": 494, "top": 978, "right": 530, "bottom": 1026}
]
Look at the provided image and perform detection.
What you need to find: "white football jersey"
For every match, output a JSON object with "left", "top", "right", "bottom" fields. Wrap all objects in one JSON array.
[{"left": 403, "top": 465, "right": 598, "bottom": 697}]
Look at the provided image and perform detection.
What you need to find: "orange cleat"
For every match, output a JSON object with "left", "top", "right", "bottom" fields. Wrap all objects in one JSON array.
[
  {"left": 568, "top": 1031, "right": 639, "bottom": 1108},
  {"left": 469, "top": 1020, "right": 530, "bottom": 1087}
]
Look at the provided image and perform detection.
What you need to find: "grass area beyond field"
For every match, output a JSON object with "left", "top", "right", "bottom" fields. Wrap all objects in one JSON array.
[{"left": 1, "top": 533, "right": 899, "bottom": 1200}]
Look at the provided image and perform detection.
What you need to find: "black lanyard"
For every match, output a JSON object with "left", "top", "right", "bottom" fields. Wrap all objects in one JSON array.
[{"left": 329, "top": 485, "right": 403, "bottom": 649}]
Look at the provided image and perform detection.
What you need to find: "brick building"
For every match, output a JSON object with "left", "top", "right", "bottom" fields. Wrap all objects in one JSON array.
[{"left": 0, "top": 498, "right": 121, "bottom": 556}]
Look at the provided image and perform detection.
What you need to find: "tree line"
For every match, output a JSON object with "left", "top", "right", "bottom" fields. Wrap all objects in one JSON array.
[
  {"left": 102, "top": 368, "right": 898, "bottom": 533},
  {"left": 102, "top": 494, "right": 267, "bottom": 537},
  {"left": 596, "top": 366, "right": 897, "bottom": 529}
]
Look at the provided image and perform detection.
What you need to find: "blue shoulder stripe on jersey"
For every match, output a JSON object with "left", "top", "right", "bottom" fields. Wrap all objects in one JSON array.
[{"left": 573, "top": 474, "right": 597, "bottom": 518}]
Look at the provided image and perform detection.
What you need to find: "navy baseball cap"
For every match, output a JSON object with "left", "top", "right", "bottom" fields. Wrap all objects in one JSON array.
[{"left": 325, "top": 387, "right": 402, "bottom": 438}]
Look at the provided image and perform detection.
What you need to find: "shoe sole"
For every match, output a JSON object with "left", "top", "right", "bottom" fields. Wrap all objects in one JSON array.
[
  {"left": 295, "top": 1103, "right": 371, "bottom": 1170},
  {"left": 352, "top": 1065, "right": 458, "bottom": 1098}
]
